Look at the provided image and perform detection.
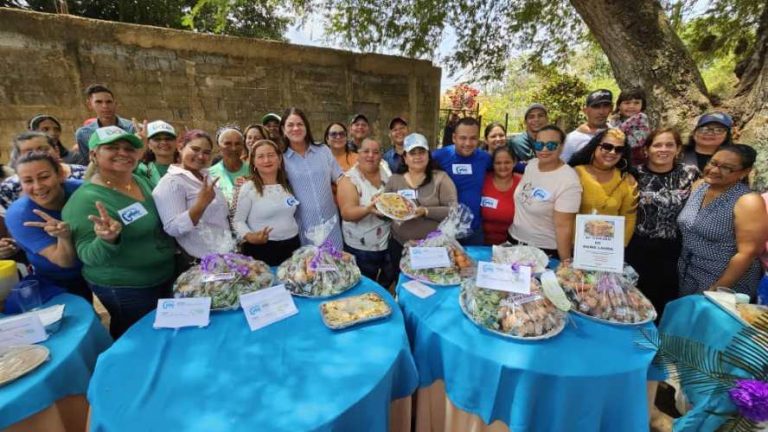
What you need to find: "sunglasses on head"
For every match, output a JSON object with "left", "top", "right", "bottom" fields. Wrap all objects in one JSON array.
[
  {"left": 533, "top": 141, "right": 559, "bottom": 151},
  {"left": 598, "top": 143, "right": 625, "bottom": 154}
]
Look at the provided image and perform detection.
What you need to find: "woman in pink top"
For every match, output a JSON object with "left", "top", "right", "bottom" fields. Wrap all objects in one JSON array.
[{"left": 481, "top": 146, "right": 520, "bottom": 244}]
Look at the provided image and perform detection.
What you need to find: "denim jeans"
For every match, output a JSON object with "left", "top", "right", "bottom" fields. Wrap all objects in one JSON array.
[
  {"left": 88, "top": 280, "right": 173, "bottom": 339},
  {"left": 344, "top": 245, "right": 396, "bottom": 290}
]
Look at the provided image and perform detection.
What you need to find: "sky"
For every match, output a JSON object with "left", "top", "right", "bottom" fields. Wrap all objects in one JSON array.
[{"left": 285, "top": 19, "right": 461, "bottom": 91}]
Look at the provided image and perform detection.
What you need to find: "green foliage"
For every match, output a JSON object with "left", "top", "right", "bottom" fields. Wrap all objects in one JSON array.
[{"left": 1, "top": 0, "right": 300, "bottom": 41}]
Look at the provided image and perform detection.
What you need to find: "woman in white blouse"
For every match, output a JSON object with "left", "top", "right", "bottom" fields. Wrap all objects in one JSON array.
[
  {"left": 338, "top": 138, "right": 394, "bottom": 288},
  {"left": 153, "top": 130, "right": 232, "bottom": 270},
  {"left": 233, "top": 139, "right": 301, "bottom": 265}
]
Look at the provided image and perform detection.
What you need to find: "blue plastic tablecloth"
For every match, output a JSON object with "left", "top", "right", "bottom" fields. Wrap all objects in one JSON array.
[
  {"left": 659, "top": 295, "right": 747, "bottom": 431},
  {"left": 397, "top": 246, "right": 658, "bottom": 432},
  {"left": 0, "top": 293, "right": 112, "bottom": 428},
  {"left": 88, "top": 278, "right": 418, "bottom": 432}
]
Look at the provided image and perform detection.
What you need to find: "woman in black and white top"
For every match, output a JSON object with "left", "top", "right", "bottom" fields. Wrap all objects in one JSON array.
[
  {"left": 233, "top": 139, "right": 301, "bottom": 265},
  {"left": 625, "top": 127, "right": 699, "bottom": 318}
]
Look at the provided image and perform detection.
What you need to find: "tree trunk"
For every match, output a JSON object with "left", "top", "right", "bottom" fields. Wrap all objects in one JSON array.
[
  {"left": 569, "top": 0, "right": 711, "bottom": 130},
  {"left": 727, "top": 3, "right": 768, "bottom": 143}
]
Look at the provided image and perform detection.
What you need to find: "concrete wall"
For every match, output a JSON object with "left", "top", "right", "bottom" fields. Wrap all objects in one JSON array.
[{"left": 0, "top": 8, "right": 441, "bottom": 162}]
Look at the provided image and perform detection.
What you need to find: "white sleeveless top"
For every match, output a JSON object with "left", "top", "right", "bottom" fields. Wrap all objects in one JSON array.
[{"left": 342, "top": 166, "right": 391, "bottom": 251}]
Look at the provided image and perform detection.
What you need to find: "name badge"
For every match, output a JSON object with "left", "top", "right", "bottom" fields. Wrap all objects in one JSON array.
[
  {"left": 480, "top": 196, "right": 499, "bottom": 209},
  {"left": 285, "top": 196, "right": 300, "bottom": 207},
  {"left": 398, "top": 189, "right": 418, "bottom": 200},
  {"left": 239, "top": 284, "right": 298, "bottom": 331},
  {"left": 531, "top": 188, "right": 551, "bottom": 201},
  {"left": 118, "top": 202, "right": 149, "bottom": 225},
  {"left": 452, "top": 164, "right": 473, "bottom": 175}
]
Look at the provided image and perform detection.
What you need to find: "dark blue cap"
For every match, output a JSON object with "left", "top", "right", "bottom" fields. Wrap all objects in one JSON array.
[{"left": 696, "top": 112, "right": 733, "bottom": 129}]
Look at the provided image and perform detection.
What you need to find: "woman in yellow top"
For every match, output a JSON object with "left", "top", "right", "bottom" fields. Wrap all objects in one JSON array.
[{"left": 568, "top": 128, "right": 638, "bottom": 246}]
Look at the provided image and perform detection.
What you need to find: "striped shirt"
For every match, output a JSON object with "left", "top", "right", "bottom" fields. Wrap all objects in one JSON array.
[{"left": 283, "top": 144, "right": 344, "bottom": 249}]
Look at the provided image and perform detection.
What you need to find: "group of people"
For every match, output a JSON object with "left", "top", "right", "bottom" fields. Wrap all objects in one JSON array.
[{"left": 0, "top": 83, "right": 765, "bottom": 339}]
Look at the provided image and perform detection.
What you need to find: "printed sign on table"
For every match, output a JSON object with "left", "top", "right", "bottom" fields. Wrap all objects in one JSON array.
[{"left": 573, "top": 214, "right": 625, "bottom": 273}]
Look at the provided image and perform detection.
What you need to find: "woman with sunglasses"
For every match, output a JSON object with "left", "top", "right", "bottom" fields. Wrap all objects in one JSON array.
[
  {"left": 325, "top": 122, "right": 358, "bottom": 172},
  {"left": 569, "top": 128, "right": 638, "bottom": 246},
  {"left": 678, "top": 145, "right": 768, "bottom": 298},
  {"left": 682, "top": 112, "right": 733, "bottom": 172},
  {"left": 481, "top": 146, "right": 520, "bottom": 245},
  {"left": 625, "top": 128, "right": 699, "bottom": 318},
  {"left": 509, "top": 125, "right": 582, "bottom": 260}
]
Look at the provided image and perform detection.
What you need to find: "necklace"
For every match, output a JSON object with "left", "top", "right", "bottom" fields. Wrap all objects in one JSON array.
[{"left": 103, "top": 177, "right": 133, "bottom": 192}]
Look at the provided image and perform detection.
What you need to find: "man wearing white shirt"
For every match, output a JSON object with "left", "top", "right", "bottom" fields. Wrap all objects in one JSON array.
[{"left": 561, "top": 89, "right": 613, "bottom": 162}]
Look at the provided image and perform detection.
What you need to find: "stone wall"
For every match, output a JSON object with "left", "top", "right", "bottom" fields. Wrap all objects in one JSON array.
[{"left": 0, "top": 8, "right": 441, "bottom": 162}]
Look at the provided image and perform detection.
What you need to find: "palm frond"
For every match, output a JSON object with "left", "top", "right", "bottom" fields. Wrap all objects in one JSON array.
[
  {"left": 748, "top": 311, "right": 768, "bottom": 335},
  {"left": 723, "top": 325, "right": 768, "bottom": 381},
  {"left": 642, "top": 330, "right": 737, "bottom": 394},
  {"left": 717, "top": 415, "right": 757, "bottom": 432}
]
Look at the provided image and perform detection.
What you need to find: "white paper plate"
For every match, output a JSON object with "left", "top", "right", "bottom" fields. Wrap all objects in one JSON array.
[
  {"left": 703, "top": 291, "right": 750, "bottom": 326},
  {"left": 0, "top": 345, "right": 49, "bottom": 387}
]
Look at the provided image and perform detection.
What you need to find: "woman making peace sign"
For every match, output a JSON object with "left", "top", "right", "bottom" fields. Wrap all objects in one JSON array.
[
  {"left": 5, "top": 151, "right": 90, "bottom": 302},
  {"left": 153, "top": 130, "right": 231, "bottom": 269},
  {"left": 63, "top": 126, "right": 176, "bottom": 338}
]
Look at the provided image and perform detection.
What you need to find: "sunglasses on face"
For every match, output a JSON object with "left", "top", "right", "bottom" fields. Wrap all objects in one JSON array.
[
  {"left": 598, "top": 143, "right": 625, "bottom": 154},
  {"left": 706, "top": 159, "right": 742, "bottom": 175},
  {"left": 533, "top": 141, "right": 559, "bottom": 151},
  {"left": 328, "top": 131, "right": 347, "bottom": 139}
]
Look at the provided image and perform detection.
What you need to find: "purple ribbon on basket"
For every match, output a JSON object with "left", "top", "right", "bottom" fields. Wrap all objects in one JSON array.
[
  {"left": 729, "top": 379, "right": 768, "bottom": 422},
  {"left": 418, "top": 230, "right": 443, "bottom": 245},
  {"left": 309, "top": 239, "right": 342, "bottom": 270},
  {"left": 200, "top": 253, "right": 250, "bottom": 277}
]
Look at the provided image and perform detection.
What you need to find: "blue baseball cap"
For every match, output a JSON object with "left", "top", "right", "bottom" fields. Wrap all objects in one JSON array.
[{"left": 696, "top": 112, "right": 733, "bottom": 129}]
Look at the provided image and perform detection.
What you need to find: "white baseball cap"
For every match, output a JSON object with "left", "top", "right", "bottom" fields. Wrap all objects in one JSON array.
[
  {"left": 404, "top": 133, "right": 429, "bottom": 153},
  {"left": 146, "top": 120, "right": 176, "bottom": 139}
]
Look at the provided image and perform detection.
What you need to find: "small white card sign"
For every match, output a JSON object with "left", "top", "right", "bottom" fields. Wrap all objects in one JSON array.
[
  {"left": 239, "top": 285, "right": 298, "bottom": 331},
  {"left": 409, "top": 247, "right": 451, "bottom": 270},
  {"left": 475, "top": 261, "right": 532, "bottom": 294},
  {"left": 153, "top": 297, "right": 211, "bottom": 329},
  {"left": 402, "top": 280, "right": 436, "bottom": 299},
  {"left": 573, "top": 214, "right": 625, "bottom": 273},
  {"left": 0, "top": 314, "right": 48, "bottom": 347}
]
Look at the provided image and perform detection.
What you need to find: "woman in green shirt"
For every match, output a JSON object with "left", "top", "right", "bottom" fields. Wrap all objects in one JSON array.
[
  {"left": 136, "top": 120, "right": 177, "bottom": 187},
  {"left": 63, "top": 126, "right": 175, "bottom": 338}
]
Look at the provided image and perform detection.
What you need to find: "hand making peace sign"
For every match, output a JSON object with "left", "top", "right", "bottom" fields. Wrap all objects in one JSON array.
[
  {"left": 23, "top": 209, "right": 71, "bottom": 239},
  {"left": 87, "top": 201, "right": 122, "bottom": 243},
  {"left": 196, "top": 176, "right": 220, "bottom": 208}
]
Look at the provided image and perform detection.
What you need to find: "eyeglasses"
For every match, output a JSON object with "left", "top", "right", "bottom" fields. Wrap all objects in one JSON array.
[
  {"left": 328, "top": 131, "right": 347, "bottom": 139},
  {"left": 598, "top": 143, "right": 626, "bottom": 154},
  {"left": 698, "top": 126, "right": 727, "bottom": 135},
  {"left": 533, "top": 141, "right": 559, "bottom": 151},
  {"left": 706, "top": 159, "right": 742, "bottom": 175}
]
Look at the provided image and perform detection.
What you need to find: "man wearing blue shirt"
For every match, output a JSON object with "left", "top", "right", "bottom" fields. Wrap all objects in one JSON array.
[{"left": 432, "top": 117, "right": 491, "bottom": 245}]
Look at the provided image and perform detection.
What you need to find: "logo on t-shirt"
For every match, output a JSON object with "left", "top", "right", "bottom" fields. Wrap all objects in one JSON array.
[
  {"left": 118, "top": 202, "right": 149, "bottom": 225},
  {"left": 286, "top": 196, "right": 300, "bottom": 207},
  {"left": 531, "top": 188, "right": 551, "bottom": 201},
  {"left": 480, "top": 196, "right": 499, "bottom": 209},
  {"left": 452, "top": 164, "right": 473, "bottom": 175}
]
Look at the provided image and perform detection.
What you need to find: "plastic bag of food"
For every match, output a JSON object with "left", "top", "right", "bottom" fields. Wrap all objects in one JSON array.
[
  {"left": 173, "top": 253, "right": 274, "bottom": 311},
  {"left": 400, "top": 204, "right": 476, "bottom": 285},
  {"left": 277, "top": 217, "right": 361, "bottom": 297},
  {"left": 460, "top": 276, "right": 566, "bottom": 339},
  {"left": 491, "top": 244, "right": 549, "bottom": 274},
  {"left": 555, "top": 261, "right": 656, "bottom": 324}
]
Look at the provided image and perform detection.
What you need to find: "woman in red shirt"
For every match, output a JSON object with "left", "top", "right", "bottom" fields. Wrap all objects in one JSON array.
[{"left": 481, "top": 146, "right": 521, "bottom": 244}]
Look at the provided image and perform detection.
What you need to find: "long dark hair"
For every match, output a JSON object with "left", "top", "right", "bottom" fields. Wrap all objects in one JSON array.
[
  {"left": 484, "top": 122, "right": 506, "bottom": 140},
  {"left": 569, "top": 128, "right": 635, "bottom": 176},
  {"left": 323, "top": 122, "right": 354, "bottom": 163},
  {"left": 396, "top": 149, "right": 440, "bottom": 188},
  {"left": 280, "top": 107, "right": 318, "bottom": 149}
]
